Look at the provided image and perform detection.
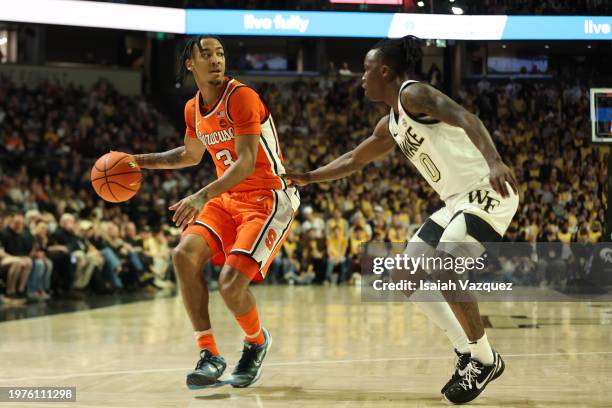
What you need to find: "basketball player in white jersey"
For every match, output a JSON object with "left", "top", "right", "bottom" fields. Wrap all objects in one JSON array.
[{"left": 287, "top": 36, "right": 519, "bottom": 404}]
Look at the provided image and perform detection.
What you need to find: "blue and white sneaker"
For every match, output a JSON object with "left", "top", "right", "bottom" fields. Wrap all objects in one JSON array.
[
  {"left": 186, "top": 349, "right": 227, "bottom": 389},
  {"left": 230, "top": 328, "right": 272, "bottom": 388}
]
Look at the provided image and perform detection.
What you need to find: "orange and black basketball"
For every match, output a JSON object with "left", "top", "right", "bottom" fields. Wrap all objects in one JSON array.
[{"left": 91, "top": 151, "right": 141, "bottom": 203}]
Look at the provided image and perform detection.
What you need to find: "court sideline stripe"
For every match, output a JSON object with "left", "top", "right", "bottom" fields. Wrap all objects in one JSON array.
[{"left": 1, "top": 351, "right": 611, "bottom": 382}]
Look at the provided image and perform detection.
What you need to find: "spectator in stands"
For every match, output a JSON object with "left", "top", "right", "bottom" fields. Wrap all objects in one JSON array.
[
  {"left": 371, "top": 205, "right": 388, "bottom": 239},
  {"left": 103, "top": 222, "right": 146, "bottom": 289},
  {"left": 387, "top": 213, "right": 408, "bottom": 243},
  {"left": 301, "top": 228, "right": 326, "bottom": 283},
  {"left": 48, "top": 214, "right": 85, "bottom": 298},
  {"left": 569, "top": 227, "right": 592, "bottom": 282},
  {"left": 588, "top": 221, "right": 603, "bottom": 243},
  {"left": 71, "top": 220, "right": 103, "bottom": 291},
  {"left": 349, "top": 211, "right": 372, "bottom": 240},
  {"left": 89, "top": 222, "right": 124, "bottom": 291},
  {"left": 499, "top": 226, "right": 537, "bottom": 285},
  {"left": 141, "top": 226, "right": 174, "bottom": 289},
  {"left": 270, "top": 226, "right": 303, "bottom": 284},
  {"left": 300, "top": 206, "right": 325, "bottom": 239},
  {"left": 326, "top": 208, "right": 349, "bottom": 240},
  {"left": 326, "top": 225, "right": 349, "bottom": 284},
  {"left": 348, "top": 225, "right": 369, "bottom": 278},
  {"left": 537, "top": 227, "right": 567, "bottom": 286},
  {"left": 28, "top": 219, "right": 53, "bottom": 301},
  {"left": 0, "top": 212, "right": 32, "bottom": 304}
]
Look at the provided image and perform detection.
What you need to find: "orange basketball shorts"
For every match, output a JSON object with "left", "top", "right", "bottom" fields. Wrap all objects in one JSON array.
[{"left": 183, "top": 187, "right": 300, "bottom": 282}]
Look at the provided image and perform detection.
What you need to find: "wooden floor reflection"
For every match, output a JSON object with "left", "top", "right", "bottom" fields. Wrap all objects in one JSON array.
[{"left": 1, "top": 286, "right": 611, "bottom": 407}]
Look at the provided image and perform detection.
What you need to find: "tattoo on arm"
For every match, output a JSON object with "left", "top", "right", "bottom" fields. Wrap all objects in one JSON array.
[
  {"left": 407, "top": 84, "right": 439, "bottom": 116},
  {"left": 135, "top": 147, "right": 188, "bottom": 169},
  {"left": 402, "top": 84, "right": 503, "bottom": 165},
  {"left": 402, "top": 83, "right": 460, "bottom": 126}
]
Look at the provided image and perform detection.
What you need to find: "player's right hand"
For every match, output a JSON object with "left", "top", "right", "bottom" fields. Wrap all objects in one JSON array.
[
  {"left": 168, "top": 191, "right": 208, "bottom": 229},
  {"left": 488, "top": 160, "right": 518, "bottom": 198},
  {"left": 283, "top": 169, "right": 311, "bottom": 187}
]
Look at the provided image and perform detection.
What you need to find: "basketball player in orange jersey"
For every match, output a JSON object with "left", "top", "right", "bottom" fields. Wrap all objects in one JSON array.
[{"left": 133, "top": 35, "right": 299, "bottom": 389}]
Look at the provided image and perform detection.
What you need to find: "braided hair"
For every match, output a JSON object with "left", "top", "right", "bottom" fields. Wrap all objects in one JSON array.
[
  {"left": 176, "top": 35, "right": 225, "bottom": 85},
  {"left": 372, "top": 35, "right": 423, "bottom": 77}
]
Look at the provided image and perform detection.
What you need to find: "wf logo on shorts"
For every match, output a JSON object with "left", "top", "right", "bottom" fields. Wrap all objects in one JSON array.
[{"left": 468, "top": 190, "right": 500, "bottom": 213}]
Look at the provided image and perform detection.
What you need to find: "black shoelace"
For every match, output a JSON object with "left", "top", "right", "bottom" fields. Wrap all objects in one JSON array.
[
  {"left": 235, "top": 345, "right": 258, "bottom": 372},
  {"left": 196, "top": 350, "right": 222, "bottom": 371},
  {"left": 456, "top": 353, "right": 470, "bottom": 372}
]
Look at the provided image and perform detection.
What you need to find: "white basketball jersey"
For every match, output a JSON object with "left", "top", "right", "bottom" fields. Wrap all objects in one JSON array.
[{"left": 388, "top": 80, "right": 489, "bottom": 201}]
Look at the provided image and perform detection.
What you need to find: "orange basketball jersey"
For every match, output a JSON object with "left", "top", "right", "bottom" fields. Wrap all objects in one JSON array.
[{"left": 184, "top": 77, "right": 288, "bottom": 192}]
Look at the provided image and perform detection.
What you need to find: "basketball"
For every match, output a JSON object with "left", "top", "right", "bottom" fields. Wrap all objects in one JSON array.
[{"left": 91, "top": 151, "right": 141, "bottom": 203}]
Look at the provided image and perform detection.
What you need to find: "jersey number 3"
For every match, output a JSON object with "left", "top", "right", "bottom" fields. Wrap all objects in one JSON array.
[{"left": 215, "top": 149, "right": 236, "bottom": 167}]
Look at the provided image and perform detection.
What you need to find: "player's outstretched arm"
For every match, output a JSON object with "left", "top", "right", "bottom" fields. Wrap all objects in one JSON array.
[
  {"left": 287, "top": 115, "right": 396, "bottom": 186},
  {"left": 400, "top": 83, "right": 518, "bottom": 198},
  {"left": 133, "top": 135, "right": 205, "bottom": 170}
]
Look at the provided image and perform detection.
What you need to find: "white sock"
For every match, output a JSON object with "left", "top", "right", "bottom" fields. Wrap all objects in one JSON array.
[
  {"left": 194, "top": 328, "right": 213, "bottom": 340},
  {"left": 469, "top": 333, "right": 494, "bottom": 365},
  {"left": 410, "top": 290, "right": 470, "bottom": 354}
]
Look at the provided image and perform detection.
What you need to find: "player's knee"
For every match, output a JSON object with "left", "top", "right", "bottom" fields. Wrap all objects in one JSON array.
[
  {"left": 171, "top": 246, "right": 197, "bottom": 279},
  {"left": 440, "top": 221, "right": 468, "bottom": 244},
  {"left": 218, "top": 267, "right": 248, "bottom": 301},
  {"left": 172, "top": 236, "right": 211, "bottom": 270},
  {"left": 171, "top": 245, "right": 185, "bottom": 262}
]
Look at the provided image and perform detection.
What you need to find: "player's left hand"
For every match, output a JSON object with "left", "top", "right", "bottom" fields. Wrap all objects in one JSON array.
[
  {"left": 168, "top": 191, "right": 209, "bottom": 229},
  {"left": 489, "top": 160, "right": 518, "bottom": 198},
  {"left": 283, "top": 168, "right": 311, "bottom": 187}
]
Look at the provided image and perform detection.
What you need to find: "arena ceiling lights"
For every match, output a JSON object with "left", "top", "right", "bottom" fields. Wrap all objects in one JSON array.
[{"left": 1, "top": 0, "right": 612, "bottom": 40}]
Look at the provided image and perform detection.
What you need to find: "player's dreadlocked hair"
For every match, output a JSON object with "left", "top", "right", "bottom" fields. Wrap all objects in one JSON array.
[
  {"left": 176, "top": 35, "right": 225, "bottom": 85},
  {"left": 372, "top": 35, "right": 423, "bottom": 77}
]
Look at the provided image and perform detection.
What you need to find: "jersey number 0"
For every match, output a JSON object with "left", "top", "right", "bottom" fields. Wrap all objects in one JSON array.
[{"left": 419, "top": 153, "right": 441, "bottom": 182}]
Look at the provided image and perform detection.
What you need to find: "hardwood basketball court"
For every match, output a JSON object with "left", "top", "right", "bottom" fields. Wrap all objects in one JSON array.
[{"left": 1, "top": 286, "right": 611, "bottom": 407}]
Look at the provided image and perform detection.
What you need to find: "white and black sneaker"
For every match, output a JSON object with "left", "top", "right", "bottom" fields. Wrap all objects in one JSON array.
[
  {"left": 186, "top": 349, "right": 227, "bottom": 389},
  {"left": 443, "top": 350, "right": 505, "bottom": 404},
  {"left": 441, "top": 349, "right": 471, "bottom": 394},
  {"left": 230, "top": 328, "right": 272, "bottom": 388}
]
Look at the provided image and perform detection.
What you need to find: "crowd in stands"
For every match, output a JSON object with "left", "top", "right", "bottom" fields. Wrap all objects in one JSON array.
[
  {"left": 0, "top": 64, "right": 608, "bottom": 305},
  {"left": 0, "top": 79, "right": 179, "bottom": 306},
  {"left": 256, "top": 73, "right": 608, "bottom": 286}
]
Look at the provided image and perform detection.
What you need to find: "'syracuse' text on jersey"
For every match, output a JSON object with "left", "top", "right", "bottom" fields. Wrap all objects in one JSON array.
[
  {"left": 185, "top": 76, "right": 287, "bottom": 192},
  {"left": 388, "top": 80, "right": 489, "bottom": 201}
]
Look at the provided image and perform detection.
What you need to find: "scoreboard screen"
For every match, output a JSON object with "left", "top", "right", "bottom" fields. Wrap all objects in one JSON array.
[{"left": 591, "top": 89, "right": 612, "bottom": 143}]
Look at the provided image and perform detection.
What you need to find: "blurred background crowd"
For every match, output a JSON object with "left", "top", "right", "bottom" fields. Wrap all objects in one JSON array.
[{"left": 0, "top": 60, "right": 608, "bottom": 305}]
